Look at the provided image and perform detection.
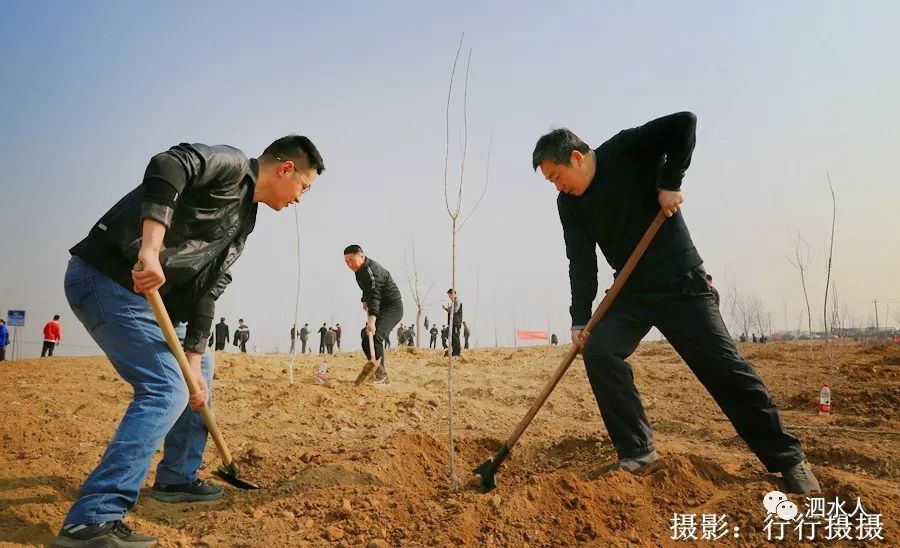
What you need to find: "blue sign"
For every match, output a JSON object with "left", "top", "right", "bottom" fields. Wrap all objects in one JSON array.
[{"left": 7, "top": 310, "right": 25, "bottom": 327}]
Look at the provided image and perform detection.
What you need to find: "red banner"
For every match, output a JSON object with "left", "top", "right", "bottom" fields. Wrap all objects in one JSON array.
[{"left": 516, "top": 330, "right": 549, "bottom": 340}]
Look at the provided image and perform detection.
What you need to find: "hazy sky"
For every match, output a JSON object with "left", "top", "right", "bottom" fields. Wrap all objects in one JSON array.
[{"left": 2, "top": 1, "right": 898, "bottom": 357}]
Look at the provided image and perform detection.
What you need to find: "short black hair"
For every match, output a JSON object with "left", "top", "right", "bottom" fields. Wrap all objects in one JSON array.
[
  {"left": 220, "top": 317, "right": 225, "bottom": 322},
  {"left": 261, "top": 135, "right": 325, "bottom": 175},
  {"left": 343, "top": 244, "right": 363, "bottom": 255},
  {"left": 532, "top": 128, "right": 590, "bottom": 171},
  {"left": 706, "top": 274, "right": 713, "bottom": 281},
  {"left": 53, "top": 314, "right": 60, "bottom": 321},
  {"left": 239, "top": 318, "right": 244, "bottom": 322}
]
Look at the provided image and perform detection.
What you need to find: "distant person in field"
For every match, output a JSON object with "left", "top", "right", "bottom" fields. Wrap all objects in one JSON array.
[
  {"left": 705, "top": 274, "right": 720, "bottom": 307},
  {"left": 299, "top": 323, "right": 310, "bottom": 354},
  {"left": 551, "top": 333, "right": 559, "bottom": 346},
  {"left": 406, "top": 324, "right": 415, "bottom": 346},
  {"left": 334, "top": 323, "right": 342, "bottom": 351},
  {"left": 533, "top": 112, "right": 818, "bottom": 494},
  {"left": 384, "top": 329, "right": 392, "bottom": 349},
  {"left": 290, "top": 324, "right": 297, "bottom": 354},
  {"left": 429, "top": 325, "right": 439, "bottom": 349},
  {"left": 343, "top": 244, "right": 403, "bottom": 385},
  {"left": 441, "top": 325, "right": 449, "bottom": 349},
  {"left": 752, "top": 333, "right": 757, "bottom": 343},
  {"left": 214, "top": 318, "right": 229, "bottom": 350},
  {"left": 318, "top": 323, "right": 327, "bottom": 353},
  {"left": 325, "top": 326, "right": 336, "bottom": 355},
  {"left": 463, "top": 321, "right": 471, "bottom": 349},
  {"left": 41, "top": 314, "right": 62, "bottom": 357},
  {"left": 442, "top": 289, "right": 463, "bottom": 356},
  {"left": 0, "top": 319, "right": 9, "bottom": 361},
  {"left": 236, "top": 319, "right": 250, "bottom": 353}
]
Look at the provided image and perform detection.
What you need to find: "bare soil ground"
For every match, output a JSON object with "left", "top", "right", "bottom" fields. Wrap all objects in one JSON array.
[{"left": 1, "top": 341, "right": 898, "bottom": 547}]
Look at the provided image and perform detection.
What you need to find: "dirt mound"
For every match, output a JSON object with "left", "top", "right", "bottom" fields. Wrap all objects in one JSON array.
[{"left": 1, "top": 342, "right": 898, "bottom": 546}]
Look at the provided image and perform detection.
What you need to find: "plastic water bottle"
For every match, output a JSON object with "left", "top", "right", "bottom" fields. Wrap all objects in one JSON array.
[{"left": 818, "top": 383, "right": 831, "bottom": 416}]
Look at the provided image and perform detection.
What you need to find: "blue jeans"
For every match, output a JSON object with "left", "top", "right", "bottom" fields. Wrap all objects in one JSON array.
[{"left": 63, "top": 257, "right": 214, "bottom": 525}]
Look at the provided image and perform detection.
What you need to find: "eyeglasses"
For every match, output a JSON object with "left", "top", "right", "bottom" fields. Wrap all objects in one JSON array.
[{"left": 276, "top": 156, "right": 312, "bottom": 194}]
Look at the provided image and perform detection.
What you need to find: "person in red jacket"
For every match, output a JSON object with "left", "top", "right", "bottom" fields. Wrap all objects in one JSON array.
[{"left": 41, "top": 314, "right": 62, "bottom": 357}]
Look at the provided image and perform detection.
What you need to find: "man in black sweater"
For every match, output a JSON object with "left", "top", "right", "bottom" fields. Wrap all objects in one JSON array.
[
  {"left": 344, "top": 245, "right": 403, "bottom": 384},
  {"left": 532, "top": 112, "right": 818, "bottom": 494}
]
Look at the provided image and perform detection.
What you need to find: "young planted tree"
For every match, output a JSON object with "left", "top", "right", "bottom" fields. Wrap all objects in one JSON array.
[
  {"left": 442, "top": 34, "right": 491, "bottom": 490},
  {"left": 789, "top": 233, "right": 814, "bottom": 336},
  {"left": 405, "top": 236, "right": 434, "bottom": 348},
  {"left": 822, "top": 172, "right": 836, "bottom": 338}
]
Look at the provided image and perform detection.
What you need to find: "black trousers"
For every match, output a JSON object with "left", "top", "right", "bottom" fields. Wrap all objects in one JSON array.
[
  {"left": 582, "top": 267, "right": 804, "bottom": 472},
  {"left": 42, "top": 341, "right": 56, "bottom": 357},
  {"left": 429, "top": 335, "right": 437, "bottom": 349},
  {"left": 301, "top": 339, "right": 307, "bottom": 353},
  {"left": 214, "top": 340, "right": 226, "bottom": 351},
  {"left": 450, "top": 325, "right": 461, "bottom": 356},
  {"left": 361, "top": 300, "right": 403, "bottom": 381}
]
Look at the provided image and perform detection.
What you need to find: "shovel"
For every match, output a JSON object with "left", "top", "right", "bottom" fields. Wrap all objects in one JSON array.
[
  {"left": 137, "top": 265, "right": 258, "bottom": 490},
  {"left": 473, "top": 210, "right": 667, "bottom": 492},
  {"left": 354, "top": 330, "right": 378, "bottom": 386}
]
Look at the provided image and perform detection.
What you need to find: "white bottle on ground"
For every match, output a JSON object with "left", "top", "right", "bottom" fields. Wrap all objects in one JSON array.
[{"left": 818, "top": 383, "right": 831, "bottom": 416}]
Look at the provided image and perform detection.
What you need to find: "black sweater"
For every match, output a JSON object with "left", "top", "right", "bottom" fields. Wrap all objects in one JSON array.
[{"left": 558, "top": 112, "right": 703, "bottom": 329}]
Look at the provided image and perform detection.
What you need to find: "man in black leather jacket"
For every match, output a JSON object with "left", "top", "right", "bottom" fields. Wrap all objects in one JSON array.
[
  {"left": 54, "top": 136, "right": 324, "bottom": 547},
  {"left": 343, "top": 244, "right": 403, "bottom": 384}
]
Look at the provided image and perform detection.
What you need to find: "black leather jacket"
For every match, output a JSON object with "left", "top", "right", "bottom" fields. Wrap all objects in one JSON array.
[
  {"left": 70, "top": 143, "right": 259, "bottom": 351},
  {"left": 354, "top": 257, "right": 402, "bottom": 318}
]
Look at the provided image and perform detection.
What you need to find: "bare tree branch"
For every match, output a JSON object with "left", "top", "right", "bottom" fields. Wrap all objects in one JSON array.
[
  {"left": 444, "top": 34, "right": 464, "bottom": 217},
  {"left": 789, "top": 232, "right": 814, "bottom": 334},
  {"left": 823, "top": 172, "right": 836, "bottom": 336},
  {"left": 405, "top": 236, "right": 433, "bottom": 348},
  {"left": 458, "top": 131, "right": 492, "bottom": 231}
]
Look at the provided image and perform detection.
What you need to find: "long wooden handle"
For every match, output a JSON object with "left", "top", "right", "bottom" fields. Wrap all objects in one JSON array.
[
  {"left": 144, "top": 289, "right": 234, "bottom": 467},
  {"left": 367, "top": 329, "right": 376, "bottom": 364},
  {"left": 503, "top": 210, "right": 667, "bottom": 448}
]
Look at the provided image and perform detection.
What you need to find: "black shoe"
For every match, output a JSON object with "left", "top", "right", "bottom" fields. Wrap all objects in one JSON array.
[
  {"left": 147, "top": 478, "right": 223, "bottom": 503},
  {"left": 781, "top": 460, "right": 821, "bottom": 494},
  {"left": 610, "top": 450, "right": 659, "bottom": 472},
  {"left": 51, "top": 520, "right": 157, "bottom": 547}
]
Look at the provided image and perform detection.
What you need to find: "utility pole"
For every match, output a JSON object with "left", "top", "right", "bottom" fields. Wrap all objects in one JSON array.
[
  {"left": 512, "top": 307, "right": 517, "bottom": 348},
  {"left": 874, "top": 299, "right": 879, "bottom": 334},
  {"left": 493, "top": 310, "right": 498, "bottom": 348}
]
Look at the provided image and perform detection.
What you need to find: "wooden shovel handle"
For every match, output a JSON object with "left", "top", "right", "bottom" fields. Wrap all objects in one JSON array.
[
  {"left": 367, "top": 328, "right": 376, "bottom": 363},
  {"left": 503, "top": 210, "right": 667, "bottom": 448},
  {"left": 141, "top": 283, "right": 234, "bottom": 468}
]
